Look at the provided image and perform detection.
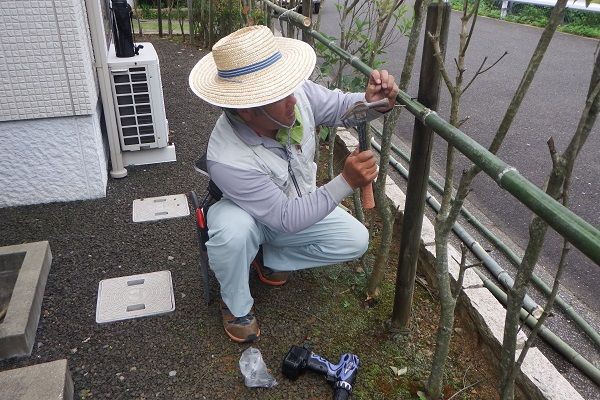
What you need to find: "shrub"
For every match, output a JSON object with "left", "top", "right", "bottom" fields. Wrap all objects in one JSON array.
[{"left": 449, "top": 0, "right": 600, "bottom": 38}]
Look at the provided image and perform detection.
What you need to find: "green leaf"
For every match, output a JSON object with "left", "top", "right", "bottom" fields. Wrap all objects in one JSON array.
[{"left": 417, "top": 391, "right": 428, "bottom": 400}]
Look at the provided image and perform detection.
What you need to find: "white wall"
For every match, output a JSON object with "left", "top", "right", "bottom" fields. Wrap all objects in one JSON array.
[
  {"left": 0, "top": 0, "right": 99, "bottom": 121},
  {"left": 0, "top": 103, "right": 108, "bottom": 207},
  {"left": 0, "top": 0, "right": 108, "bottom": 206}
]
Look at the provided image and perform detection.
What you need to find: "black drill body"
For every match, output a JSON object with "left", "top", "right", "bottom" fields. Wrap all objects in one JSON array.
[{"left": 282, "top": 345, "right": 360, "bottom": 400}]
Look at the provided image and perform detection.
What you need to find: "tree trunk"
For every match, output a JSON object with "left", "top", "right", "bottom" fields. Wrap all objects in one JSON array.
[
  {"left": 427, "top": 227, "right": 456, "bottom": 399},
  {"left": 353, "top": 190, "right": 365, "bottom": 223},
  {"left": 499, "top": 170, "right": 562, "bottom": 399},
  {"left": 158, "top": 0, "right": 163, "bottom": 37},
  {"left": 167, "top": 0, "right": 174, "bottom": 36}
]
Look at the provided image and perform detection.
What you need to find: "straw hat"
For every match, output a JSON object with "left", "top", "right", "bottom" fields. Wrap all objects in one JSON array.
[{"left": 189, "top": 25, "right": 316, "bottom": 108}]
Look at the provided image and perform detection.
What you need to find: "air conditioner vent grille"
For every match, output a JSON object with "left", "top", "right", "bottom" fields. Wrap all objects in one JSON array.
[
  {"left": 112, "top": 66, "right": 158, "bottom": 150},
  {"left": 108, "top": 43, "right": 168, "bottom": 154}
]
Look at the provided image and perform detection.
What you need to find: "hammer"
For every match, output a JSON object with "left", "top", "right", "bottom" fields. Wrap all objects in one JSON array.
[{"left": 340, "top": 98, "right": 390, "bottom": 209}]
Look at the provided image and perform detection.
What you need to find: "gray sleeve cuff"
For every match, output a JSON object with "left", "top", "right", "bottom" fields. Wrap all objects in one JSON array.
[{"left": 323, "top": 174, "right": 353, "bottom": 203}]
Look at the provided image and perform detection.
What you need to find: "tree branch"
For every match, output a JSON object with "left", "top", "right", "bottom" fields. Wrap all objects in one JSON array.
[
  {"left": 427, "top": 31, "right": 455, "bottom": 93},
  {"left": 461, "top": 51, "right": 508, "bottom": 95},
  {"left": 448, "top": 380, "right": 483, "bottom": 400},
  {"left": 461, "top": 0, "right": 480, "bottom": 56},
  {"left": 453, "top": 243, "right": 470, "bottom": 300},
  {"left": 457, "top": 115, "right": 471, "bottom": 128},
  {"left": 378, "top": 0, "right": 405, "bottom": 24}
]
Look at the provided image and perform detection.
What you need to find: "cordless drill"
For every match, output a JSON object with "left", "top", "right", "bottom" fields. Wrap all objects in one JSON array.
[{"left": 281, "top": 345, "right": 360, "bottom": 400}]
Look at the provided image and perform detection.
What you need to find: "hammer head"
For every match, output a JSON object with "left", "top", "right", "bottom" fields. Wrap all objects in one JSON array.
[{"left": 340, "top": 98, "right": 390, "bottom": 127}]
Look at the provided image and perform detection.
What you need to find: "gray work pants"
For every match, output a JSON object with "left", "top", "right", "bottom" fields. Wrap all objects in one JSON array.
[{"left": 206, "top": 199, "right": 369, "bottom": 317}]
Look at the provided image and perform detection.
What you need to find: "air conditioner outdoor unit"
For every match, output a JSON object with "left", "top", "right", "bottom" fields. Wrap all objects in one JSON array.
[{"left": 107, "top": 42, "right": 175, "bottom": 165}]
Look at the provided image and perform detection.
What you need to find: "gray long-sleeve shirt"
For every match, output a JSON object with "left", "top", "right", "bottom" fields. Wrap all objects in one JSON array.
[{"left": 207, "top": 80, "right": 367, "bottom": 233}]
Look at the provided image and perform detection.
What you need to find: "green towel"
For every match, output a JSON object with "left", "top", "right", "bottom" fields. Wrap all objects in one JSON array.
[{"left": 276, "top": 106, "right": 303, "bottom": 145}]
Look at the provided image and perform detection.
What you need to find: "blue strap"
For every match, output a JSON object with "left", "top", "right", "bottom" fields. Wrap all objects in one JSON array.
[{"left": 218, "top": 52, "right": 282, "bottom": 79}]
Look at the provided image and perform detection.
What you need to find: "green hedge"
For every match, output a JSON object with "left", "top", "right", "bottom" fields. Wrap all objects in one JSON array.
[{"left": 450, "top": 0, "right": 600, "bottom": 39}]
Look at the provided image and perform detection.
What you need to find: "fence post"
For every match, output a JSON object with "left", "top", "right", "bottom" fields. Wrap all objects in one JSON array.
[
  {"left": 301, "top": 0, "right": 313, "bottom": 45},
  {"left": 390, "top": 1, "right": 451, "bottom": 330},
  {"left": 158, "top": 0, "right": 163, "bottom": 37},
  {"left": 265, "top": 0, "right": 271, "bottom": 29},
  {"left": 187, "top": 0, "right": 194, "bottom": 43}
]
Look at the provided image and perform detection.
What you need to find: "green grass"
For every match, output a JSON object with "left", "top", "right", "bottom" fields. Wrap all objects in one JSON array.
[
  {"left": 450, "top": 0, "right": 600, "bottom": 39},
  {"left": 303, "top": 261, "right": 493, "bottom": 399},
  {"left": 134, "top": 20, "right": 190, "bottom": 34}
]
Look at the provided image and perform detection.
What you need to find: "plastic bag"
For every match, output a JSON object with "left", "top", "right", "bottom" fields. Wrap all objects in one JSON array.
[{"left": 239, "top": 347, "right": 278, "bottom": 388}]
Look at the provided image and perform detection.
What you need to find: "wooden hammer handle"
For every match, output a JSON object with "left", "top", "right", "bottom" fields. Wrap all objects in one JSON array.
[{"left": 361, "top": 183, "right": 375, "bottom": 209}]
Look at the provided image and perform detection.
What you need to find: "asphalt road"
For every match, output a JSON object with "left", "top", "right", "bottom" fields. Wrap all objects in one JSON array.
[{"left": 318, "top": 3, "right": 600, "bottom": 313}]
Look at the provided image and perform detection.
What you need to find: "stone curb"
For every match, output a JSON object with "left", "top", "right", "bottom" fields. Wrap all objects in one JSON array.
[
  {"left": 335, "top": 128, "right": 583, "bottom": 400},
  {"left": 0, "top": 241, "right": 52, "bottom": 361},
  {"left": 0, "top": 359, "right": 74, "bottom": 400}
]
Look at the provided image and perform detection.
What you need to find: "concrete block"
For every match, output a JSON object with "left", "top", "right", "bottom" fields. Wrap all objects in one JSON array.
[
  {"left": 384, "top": 178, "right": 406, "bottom": 211},
  {"left": 0, "top": 359, "right": 73, "bottom": 400},
  {"left": 519, "top": 347, "right": 584, "bottom": 400},
  {"left": 0, "top": 241, "right": 52, "bottom": 360},
  {"left": 462, "top": 287, "right": 527, "bottom": 349}
]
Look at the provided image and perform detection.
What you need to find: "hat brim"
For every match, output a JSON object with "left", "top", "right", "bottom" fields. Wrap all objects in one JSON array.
[{"left": 189, "top": 37, "right": 316, "bottom": 109}]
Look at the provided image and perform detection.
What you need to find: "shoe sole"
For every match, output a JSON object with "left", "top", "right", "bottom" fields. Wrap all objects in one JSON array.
[
  {"left": 224, "top": 327, "right": 261, "bottom": 343},
  {"left": 252, "top": 260, "right": 288, "bottom": 286}
]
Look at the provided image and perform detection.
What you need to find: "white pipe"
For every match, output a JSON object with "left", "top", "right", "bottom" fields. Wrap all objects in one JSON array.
[{"left": 85, "top": 0, "right": 128, "bottom": 178}]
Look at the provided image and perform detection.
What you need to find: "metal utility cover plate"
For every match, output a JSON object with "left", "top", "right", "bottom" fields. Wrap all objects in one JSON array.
[
  {"left": 96, "top": 270, "right": 175, "bottom": 324},
  {"left": 132, "top": 194, "right": 189, "bottom": 223}
]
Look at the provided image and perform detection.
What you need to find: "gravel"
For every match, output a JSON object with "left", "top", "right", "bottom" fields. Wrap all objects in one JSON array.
[{"left": 0, "top": 36, "right": 333, "bottom": 399}]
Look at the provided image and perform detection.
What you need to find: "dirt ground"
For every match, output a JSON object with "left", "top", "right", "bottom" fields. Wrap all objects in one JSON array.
[{"left": 0, "top": 36, "right": 501, "bottom": 399}]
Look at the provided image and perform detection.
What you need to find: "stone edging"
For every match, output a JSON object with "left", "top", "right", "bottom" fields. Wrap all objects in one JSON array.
[
  {"left": 0, "top": 241, "right": 52, "bottom": 361},
  {"left": 335, "top": 128, "right": 583, "bottom": 400}
]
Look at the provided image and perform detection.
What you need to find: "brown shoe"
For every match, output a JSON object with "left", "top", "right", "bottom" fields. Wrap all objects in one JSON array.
[
  {"left": 220, "top": 302, "right": 260, "bottom": 343},
  {"left": 252, "top": 259, "right": 290, "bottom": 286}
]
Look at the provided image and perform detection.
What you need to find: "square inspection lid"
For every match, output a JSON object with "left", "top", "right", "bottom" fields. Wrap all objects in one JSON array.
[
  {"left": 132, "top": 194, "right": 190, "bottom": 223},
  {"left": 96, "top": 270, "right": 175, "bottom": 324}
]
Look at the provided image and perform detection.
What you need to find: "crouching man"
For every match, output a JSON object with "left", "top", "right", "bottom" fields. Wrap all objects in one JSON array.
[{"left": 188, "top": 25, "right": 399, "bottom": 342}]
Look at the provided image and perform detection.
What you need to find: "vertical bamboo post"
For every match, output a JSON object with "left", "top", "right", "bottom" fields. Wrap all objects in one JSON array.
[
  {"left": 208, "top": 0, "right": 213, "bottom": 47},
  {"left": 301, "top": 0, "right": 313, "bottom": 45},
  {"left": 158, "top": 0, "right": 163, "bottom": 37},
  {"left": 287, "top": 0, "right": 295, "bottom": 37},
  {"left": 265, "top": 0, "right": 271, "bottom": 29},
  {"left": 187, "top": 0, "right": 194, "bottom": 43},
  {"left": 391, "top": 2, "right": 451, "bottom": 330}
]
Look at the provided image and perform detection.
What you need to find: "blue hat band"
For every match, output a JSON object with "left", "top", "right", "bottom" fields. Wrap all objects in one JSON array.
[{"left": 217, "top": 51, "right": 282, "bottom": 79}]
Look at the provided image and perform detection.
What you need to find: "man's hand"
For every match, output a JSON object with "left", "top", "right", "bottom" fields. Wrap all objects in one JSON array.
[
  {"left": 341, "top": 149, "right": 378, "bottom": 189},
  {"left": 365, "top": 70, "right": 399, "bottom": 113}
]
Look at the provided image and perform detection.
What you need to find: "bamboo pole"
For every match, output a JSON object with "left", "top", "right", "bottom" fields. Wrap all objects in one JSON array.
[
  {"left": 187, "top": 0, "right": 194, "bottom": 43},
  {"left": 301, "top": 0, "right": 313, "bottom": 45},
  {"left": 392, "top": 2, "right": 450, "bottom": 329}
]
